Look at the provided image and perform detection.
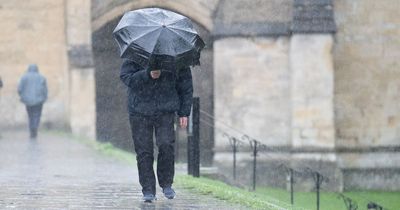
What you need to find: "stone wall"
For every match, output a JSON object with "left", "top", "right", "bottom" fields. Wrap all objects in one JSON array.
[
  {"left": 0, "top": 0, "right": 69, "bottom": 129},
  {"left": 334, "top": 0, "right": 400, "bottom": 148},
  {"left": 290, "top": 34, "right": 335, "bottom": 149},
  {"left": 66, "top": 0, "right": 96, "bottom": 139},
  {"left": 333, "top": 0, "right": 400, "bottom": 190},
  {"left": 214, "top": 37, "right": 291, "bottom": 149},
  {"left": 213, "top": 0, "right": 292, "bottom": 36},
  {"left": 214, "top": 0, "right": 292, "bottom": 24}
]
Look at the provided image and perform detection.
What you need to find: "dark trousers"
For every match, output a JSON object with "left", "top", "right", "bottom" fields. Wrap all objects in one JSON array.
[
  {"left": 26, "top": 104, "right": 43, "bottom": 138},
  {"left": 129, "top": 113, "right": 175, "bottom": 195}
]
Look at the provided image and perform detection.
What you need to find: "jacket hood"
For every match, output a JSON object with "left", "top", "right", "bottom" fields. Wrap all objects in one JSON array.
[{"left": 27, "top": 64, "right": 39, "bottom": 73}]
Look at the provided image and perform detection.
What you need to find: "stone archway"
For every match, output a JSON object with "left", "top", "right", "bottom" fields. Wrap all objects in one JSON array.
[
  {"left": 65, "top": 0, "right": 218, "bottom": 139},
  {"left": 89, "top": 1, "right": 216, "bottom": 165},
  {"left": 91, "top": 0, "right": 215, "bottom": 32}
]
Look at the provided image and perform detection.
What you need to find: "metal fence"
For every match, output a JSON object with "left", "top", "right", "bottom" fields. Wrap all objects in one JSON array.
[{"left": 185, "top": 97, "right": 388, "bottom": 210}]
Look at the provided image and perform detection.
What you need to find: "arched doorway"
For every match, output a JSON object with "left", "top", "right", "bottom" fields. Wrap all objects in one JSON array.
[{"left": 91, "top": 6, "right": 215, "bottom": 165}]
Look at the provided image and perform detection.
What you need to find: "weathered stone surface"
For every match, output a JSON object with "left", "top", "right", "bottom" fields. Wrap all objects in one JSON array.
[
  {"left": 69, "top": 68, "right": 96, "bottom": 138},
  {"left": 66, "top": 0, "right": 96, "bottom": 139},
  {"left": 342, "top": 168, "right": 400, "bottom": 191},
  {"left": 292, "top": 0, "right": 336, "bottom": 33},
  {"left": 338, "top": 152, "right": 400, "bottom": 169},
  {"left": 67, "top": 0, "right": 92, "bottom": 45},
  {"left": 213, "top": 0, "right": 292, "bottom": 37},
  {"left": 214, "top": 0, "right": 292, "bottom": 24},
  {"left": 91, "top": 0, "right": 131, "bottom": 21},
  {"left": 67, "top": 44, "right": 94, "bottom": 68},
  {"left": 212, "top": 22, "right": 291, "bottom": 38},
  {"left": 290, "top": 34, "right": 335, "bottom": 148},
  {"left": 214, "top": 37, "right": 291, "bottom": 148},
  {"left": 334, "top": 0, "right": 400, "bottom": 148}
]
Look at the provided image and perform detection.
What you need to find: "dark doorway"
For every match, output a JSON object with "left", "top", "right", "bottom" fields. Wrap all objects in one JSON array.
[{"left": 92, "top": 17, "right": 131, "bottom": 150}]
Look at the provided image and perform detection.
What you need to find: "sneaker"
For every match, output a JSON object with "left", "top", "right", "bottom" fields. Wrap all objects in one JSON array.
[
  {"left": 143, "top": 193, "right": 156, "bottom": 202},
  {"left": 162, "top": 187, "right": 176, "bottom": 199}
]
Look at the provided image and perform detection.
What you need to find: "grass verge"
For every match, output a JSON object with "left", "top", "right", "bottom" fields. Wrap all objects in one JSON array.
[
  {"left": 175, "top": 175, "right": 400, "bottom": 210},
  {"left": 256, "top": 187, "right": 400, "bottom": 210},
  {"left": 174, "top": 175, "right": 299, "bottom": 210}
]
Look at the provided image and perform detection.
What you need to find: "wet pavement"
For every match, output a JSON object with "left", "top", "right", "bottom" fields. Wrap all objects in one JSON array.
[{"left": 0, "top": 131, "right": 246, "bottom": 209}]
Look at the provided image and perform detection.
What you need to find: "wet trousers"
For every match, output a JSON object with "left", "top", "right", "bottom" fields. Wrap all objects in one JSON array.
[
  {"left": 26, "top": 104, "right": 43, "bottom": 138},
  {"left": 129, "top": 113, "right": 175, "bottom": 195}
]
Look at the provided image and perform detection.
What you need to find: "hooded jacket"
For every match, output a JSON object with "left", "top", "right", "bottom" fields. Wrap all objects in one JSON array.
[
  {"left": 120, "top": 59, "right": 193, "bottom": 117},
  {"left": 18, "top": 64, "right": 48, "bottom": 106}
]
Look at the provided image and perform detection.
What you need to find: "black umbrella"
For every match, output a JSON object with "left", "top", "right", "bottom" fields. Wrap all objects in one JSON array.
[{"left": 113, "top": 8, "right": 205, "bottom": 70}]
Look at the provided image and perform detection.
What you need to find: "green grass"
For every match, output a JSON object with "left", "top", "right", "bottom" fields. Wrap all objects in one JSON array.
[
  {"left": 174, "top": 175, "right": 300, "bottom": 210},
  {"left": 47, "top": 130, "right": 400, "bottom": 210},
  {"left": 256, "top": 187, "right": 400, "bottom": 210},
  {"left": 175, "top": 175, "right": 400, "bottom": 210}
]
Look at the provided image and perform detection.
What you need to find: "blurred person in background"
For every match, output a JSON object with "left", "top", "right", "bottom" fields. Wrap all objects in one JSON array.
[{"left": 18, "top": 64, "right": 48, "bottom": 139}]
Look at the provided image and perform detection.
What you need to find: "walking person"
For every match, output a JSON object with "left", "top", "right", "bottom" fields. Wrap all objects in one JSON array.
[
  {"left": 18, "top": 64, "right": 48, "bottom": 139},
  {"left": 120, "top": 60, "right": 193, "bottom": 202}
]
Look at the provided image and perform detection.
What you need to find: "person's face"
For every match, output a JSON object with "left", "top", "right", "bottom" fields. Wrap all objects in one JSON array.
[{"left": 150, "top": 69, "right": 161, "bottom": 79}]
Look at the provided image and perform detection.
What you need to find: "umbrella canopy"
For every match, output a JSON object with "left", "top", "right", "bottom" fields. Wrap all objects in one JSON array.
[{"left": 113, "top": 8, "right": 205, "bottom": 70}]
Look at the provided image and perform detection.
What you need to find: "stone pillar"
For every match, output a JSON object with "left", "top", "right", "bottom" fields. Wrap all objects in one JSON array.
[
  {"left": 290, "top": 34, "right": 335, "bottom": 149},
  {"left": 214, "top": 37, "right": 291, "bottom": 150},
  {"left": 289, "top": 34, "right": 341, "bottom": 191},
  {"left": 66, "top": 0, "right": 96, "bottom": 139},
  {"left": 290, "top": 0, "right": 336, "bottom": 149},
  {"left": 289, "top": 0, "right": 341, "bottom": 191},
  {"left": 211, "top": 0, "right": 294, "bottom": 185},
  {"left": 213, "top": 36, "right": 292, "bottom": 187}
]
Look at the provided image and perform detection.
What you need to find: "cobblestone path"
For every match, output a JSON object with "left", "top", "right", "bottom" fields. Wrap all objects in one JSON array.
[{"left": 0, "top": 131, "right": 247, "bottom": 209}]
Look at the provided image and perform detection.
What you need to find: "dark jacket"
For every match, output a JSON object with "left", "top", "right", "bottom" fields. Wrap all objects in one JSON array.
[
  {"left": 120, "top": 59, "right": 193, "bottom": 117},
  {"left": 18, "top": 64, "right": 48, "bottom": 106}
]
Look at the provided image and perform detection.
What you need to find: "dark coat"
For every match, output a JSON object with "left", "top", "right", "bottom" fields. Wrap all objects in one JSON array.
[{"left": 120, "top": 59, "right": 193, "bottom": 117}]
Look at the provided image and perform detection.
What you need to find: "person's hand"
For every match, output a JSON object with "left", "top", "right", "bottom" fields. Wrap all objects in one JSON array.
[
  {"left": 179, "top": 117, "right": 188, "bottom": 128},
  {"left": 150, "top": 70, "right": 161, "bottom": 79}
]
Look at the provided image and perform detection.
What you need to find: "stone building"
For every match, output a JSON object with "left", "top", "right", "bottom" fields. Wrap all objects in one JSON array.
[{"left": 0, "top": 0, "right": 399, "bottom": 190}]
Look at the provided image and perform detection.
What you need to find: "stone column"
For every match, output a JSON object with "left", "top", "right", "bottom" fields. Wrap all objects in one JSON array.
[
  {"left": 214, "top": 37, "right": 291, "bottom": 149},
  {"left": 289, "top": 0, "right": 342, "bottom": 191},
  {"left": 213, "top": 37, "right": 292, "bottom": 186},
  {"left": 290, "top": 34, "right": 341, "bottom": 191},
  {"left": 66, "top": 0, "right": 96, "bottom": 139},
  {"left": 290, "top": 34, "right": 335, "bottom": 149}
]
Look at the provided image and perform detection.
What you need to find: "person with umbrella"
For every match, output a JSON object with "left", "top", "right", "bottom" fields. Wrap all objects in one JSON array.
[
  {"left": 18, "top": 64, "right": 48, "bottom": 139},
  {"left": 114, "top": 8, "right": 204, "bottom": 202}
]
